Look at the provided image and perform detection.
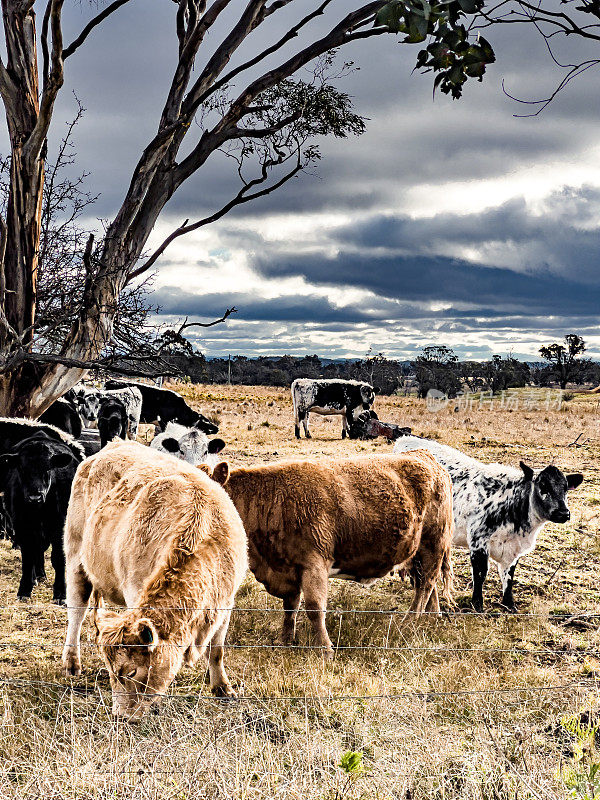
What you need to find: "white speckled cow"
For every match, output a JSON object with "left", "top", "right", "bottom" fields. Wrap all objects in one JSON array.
[
  {"left": 393, "top": 435, "right": 583, "bottom": 611},
  {"left": 291, "top": 378, "right": 377, "bottom": 439}
]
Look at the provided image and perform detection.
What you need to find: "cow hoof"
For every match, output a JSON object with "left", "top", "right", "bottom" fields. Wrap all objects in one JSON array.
[
  {"left": 211, "top": 684, "right": 237, "bottom": 699},
  {"left": 35, "top": 574, "right": 47, "bottom": 585},
  {"left": 17, "top": 595, "right": 31, "bottom": 603},
  {"left": 501, "top": 603, "right": 518, "bottom": 614},
  {"left": 53, "top": 597, "right": 67, "bottom": 607},
  {"left": 322, "top": 648, "right": 335, "bottom": 662}
]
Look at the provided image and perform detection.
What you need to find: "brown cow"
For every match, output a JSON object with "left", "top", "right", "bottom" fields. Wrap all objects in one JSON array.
[
  {"left": 210, "top": 450, "right": 454, "bottom": 656},
  {"left": 61, "top": 441, "right": 248, "bottom": 720}
]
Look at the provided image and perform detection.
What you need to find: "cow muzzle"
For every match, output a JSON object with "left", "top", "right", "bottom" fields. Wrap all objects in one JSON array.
[{"left": 550, "top": 508, "right": 570, "bottom": 523}]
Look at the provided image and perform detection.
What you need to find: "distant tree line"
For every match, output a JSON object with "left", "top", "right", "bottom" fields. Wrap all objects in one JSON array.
[{"left": 148, "top": 333, "right": 599, "bottom": 395}]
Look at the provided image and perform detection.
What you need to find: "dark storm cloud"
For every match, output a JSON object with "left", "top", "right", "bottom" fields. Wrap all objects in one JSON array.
[{"left": 254, "top": 250, "right": 600, "bottom": 317}]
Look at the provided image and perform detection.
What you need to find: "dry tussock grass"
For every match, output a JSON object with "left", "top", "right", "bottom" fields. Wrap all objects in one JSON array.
[{"left": 1, "top": 385, "right": 599, "bottom": 798}]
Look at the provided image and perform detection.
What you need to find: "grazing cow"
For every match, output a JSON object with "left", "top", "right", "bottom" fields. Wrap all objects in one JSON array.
[
  {"left": 98, "top": 396, "right": 128, "bottom": 449},
  {"left": 348, "top": 410, "right": 411, "bottom": 441},
  {"left": 291, "top": 378, "right": 377, "bottom": 439},
  {"left": 0, "top": 430, "right": 84, "bottom": 602},
  {"left": 393, "top": 435, "right": 584, "bottom": 611},
  {"left": 40, "top": 398, "right": 83, "bottom": 438},
  {"left": 105, "top": 380, "right": 218, "bottom": 434},
  {"left": 61, "top": 441, "right": 248, "bottom": 720},
  {"left": 72, "top": 386, "right": 143, "bottom": 439},
  {"left": 209, "top": 452, "right": 454, "bottom": 655},
  {"left": 151, "top": 421, "right": 226, "bottom": 466}
]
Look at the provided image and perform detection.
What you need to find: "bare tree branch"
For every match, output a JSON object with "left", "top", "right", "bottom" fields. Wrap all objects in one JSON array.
[
  {"left": 62, "top": 0, "right": 134, "bottom": 60},
  {"left": 176, "top": 308, "right": 238, "bottom": 334},
  {"left": 127, "top": 152, "right": 303, "bottom": 282}
]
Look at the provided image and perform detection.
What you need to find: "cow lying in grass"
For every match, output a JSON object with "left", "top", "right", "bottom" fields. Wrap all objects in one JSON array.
[
  {"left": 394, "top": 435, "right": 584, "bottom": 611},
  {"left": 209, "top": 451, "right": 454, "bottom": 656},
  {"left": 62, "top": 441, "right": 248, "bottom": 720}
]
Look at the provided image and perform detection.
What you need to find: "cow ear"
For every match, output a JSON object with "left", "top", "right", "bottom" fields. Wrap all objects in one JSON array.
[
  {"left": 212, "top": 462, "right": 230, "bottom": 486},
  {"left": 50, "top": 451, "right": 73, "bottom": 469},
  {"left": 135, "top": 618, "right": 158, "bottom": 651},
  {"left": 161, "top": 437, "right": 180, "bottom": 453},
  {"left": 520, "top": 461, "right": 534, "bottom": 481},
  {"left": 207, "top": 438, "right": 226, "bottom": 455},
  {"left": 566, "top": 473, "right": 584, "bottom": 490}
]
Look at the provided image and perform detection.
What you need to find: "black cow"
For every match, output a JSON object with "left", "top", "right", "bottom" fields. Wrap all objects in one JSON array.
[
  {"left": 0, "top": 430, "right": 84, "bottom": 602},
  {"left": 105, "top": 380, "right": 218, "bottom": 433},
  {"left": 98, "top": 396, "right": 128, "bottom": 448},
  {"left": 40, "top": 397, "right": 83, "bottom": 438},
  {"left": 291, "top": 378, "right": 378, "bottom": 439}
]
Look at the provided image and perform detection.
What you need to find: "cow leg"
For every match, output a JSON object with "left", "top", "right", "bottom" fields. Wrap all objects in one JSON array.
[
  {"left": 294, "top": 405, "right": 301, "bottom": 439},
  {"left": 281, "top": 590, "right": 302, "bottom": 645},
  {"left": 499, "top": 559, "right": 519, "bottom": 612},
  {"left": 62, "top": 564, "right": 92, "bottom": 676},
  {"left": 34, "top": 548, "right": 47, "bottom": 584},
  {"left": 18, "top": 546, "right": 37, "bottom": 601},
  {"left": 50, "top": 539, "right": 66, "bottom": 605},
  {"left": 470, "top": 548, "right": 489, "bottom": 613},
  {"left": 300, "top": 410, "right": 311, "bottom": 439},
  {"left": 300, "top": 559, "right": 332, "bottom": 657},
  {"left": 425, "top": 585, "right": 439, "bottom": 613},
  {"left": 341, "top": 412, "right": 347, "bottom": 439},
  {"left": 207, "top": 611, "right": 236, "bottom": 698}
]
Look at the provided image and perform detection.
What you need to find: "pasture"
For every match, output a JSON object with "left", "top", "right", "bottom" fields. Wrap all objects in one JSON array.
[{"left": 1, "top": 385, "right": 599, "bottom": 799}]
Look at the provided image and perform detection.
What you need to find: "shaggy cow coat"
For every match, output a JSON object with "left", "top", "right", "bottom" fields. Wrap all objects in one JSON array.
[
  {"left": 210, "top": 451, "right": 454, "bottom": 654},
  {"left": 62, "top": 441, "right": 248, "bottom": 720}
]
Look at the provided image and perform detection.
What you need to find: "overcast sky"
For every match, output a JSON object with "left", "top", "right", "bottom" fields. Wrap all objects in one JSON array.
[{"left": 33, "top": 1, "right": 600, "bottom": 360}]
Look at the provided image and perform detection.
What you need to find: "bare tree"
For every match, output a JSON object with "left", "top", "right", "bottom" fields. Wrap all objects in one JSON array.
[
  {"left": 476, "top": 0, "right": 600, "bottom": 113},
  {"left": 0, "top": 0, "right": 494, "bottom": 416}
]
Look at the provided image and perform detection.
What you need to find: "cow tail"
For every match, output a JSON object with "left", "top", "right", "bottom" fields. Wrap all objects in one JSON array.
[{"left": 441, "top": 545, "right": 455, "bottom": 607}]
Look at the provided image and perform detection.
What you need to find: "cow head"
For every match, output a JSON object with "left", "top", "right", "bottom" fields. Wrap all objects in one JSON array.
[
  {"left": 94, "top": 609, "right": 183, "bottom": 720},
  {"left": 521, "top": 461, "right": 584, "bottom": 524},
  {"left": 360, "top": 385, "right": 376, "bottom": 407},
  {"left": 0, "top": 438, "right": 74, "bottom": 504},
  {"left": 77, "top": 392, "right": 100, "bottom": 424}
]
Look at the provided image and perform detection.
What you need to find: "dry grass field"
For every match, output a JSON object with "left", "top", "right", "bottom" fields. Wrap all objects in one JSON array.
[{"left": 1, "top": 384, "right": 600, "bottom": 799}]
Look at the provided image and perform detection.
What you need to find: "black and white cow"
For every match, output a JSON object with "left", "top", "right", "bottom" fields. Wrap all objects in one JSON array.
[
  {"left": 291, "top": 378, "right": 377, "bottom": 439},
  {"left": 72, "top": 386, "right": 143, "bottom": 439},
  {"left": 0, "top": 428, "right": 84, "bottom": 602},
  {"left": 97, "top": 396, "right": 128, "bottom": 449},
  {"left": 393, "top": 435, "right": 583, "bottom": 611},
  {"left": 105, "top": 380, "right": 218, "bottom": 433},
  {"left": 150, "top": 421, "right": 226, "bottom": 466},
  {"left": 40, "top": 397, "right": 83, "bottom": 438}
]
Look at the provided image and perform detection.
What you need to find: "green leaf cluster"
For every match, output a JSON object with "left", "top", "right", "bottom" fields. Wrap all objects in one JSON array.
[{"left": 376, "top": 0, "right": 495, "bottom": 98}]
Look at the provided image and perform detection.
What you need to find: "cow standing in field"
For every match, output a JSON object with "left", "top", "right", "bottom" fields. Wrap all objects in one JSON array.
[
  {"left": 291, "top": 378, "right": 377, "bottom": 439},
  {"left": 72, "top": 386, "right": 143, "bottom": 439},
  {"left": 151, "top": 421, "right": 225, "bottom": 466},
  {"left": 62, "top": 441, "right": 248, "bottom": 720},
  {"left": 106, "top": 380, "right": 218, "bottom": 433},
  {"left": 0, "top": 427, "right": 84, "bottom": 602},
  {"left": 393, "top": 435, "right": 584, "bottom": 611},
  {"left": 209, "top": 451, "right": 454, "bottom": 655}
]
